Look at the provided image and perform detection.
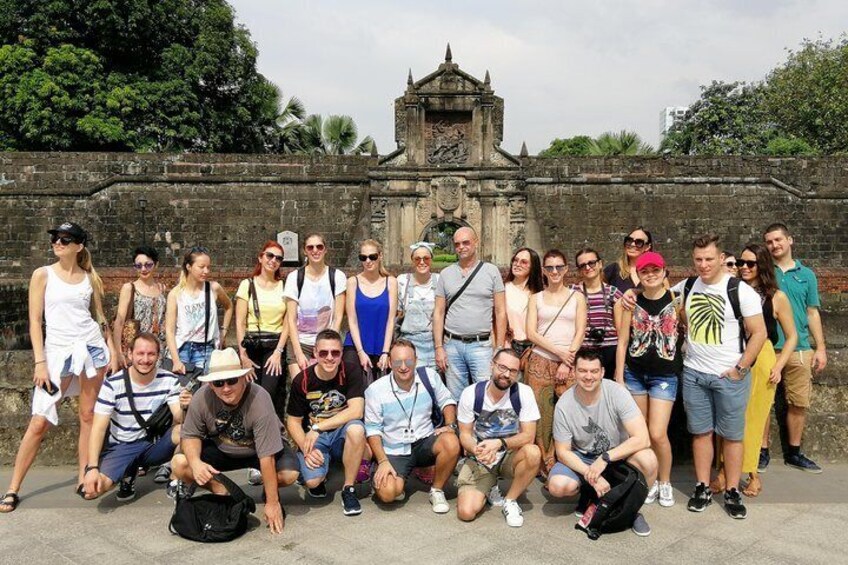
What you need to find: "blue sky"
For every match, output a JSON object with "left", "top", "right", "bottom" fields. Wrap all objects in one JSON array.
[{"left": 230, "top": 0, "right": 847, "bottom": 154}]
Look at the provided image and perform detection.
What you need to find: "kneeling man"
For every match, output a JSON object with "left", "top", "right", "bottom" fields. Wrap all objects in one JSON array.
[
  {"left": 548, "top": 349, "right": 657, "bottom": 537},
  {"left": 365, "top": 339, "right": 460, "bottom": 513},
  {"left": 171, "top": 347, "right": 299, "bottom": 535},
  {"left": 456, "top": 348, "right": 541, "bottom": 527}
]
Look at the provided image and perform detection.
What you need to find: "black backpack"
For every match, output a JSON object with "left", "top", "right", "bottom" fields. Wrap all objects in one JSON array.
[
  {"left": 574, "top": 461, "right": 649, "bottom": 540},
  {"left": 169, "top": 473, "right": 257, "bottom": 543}
]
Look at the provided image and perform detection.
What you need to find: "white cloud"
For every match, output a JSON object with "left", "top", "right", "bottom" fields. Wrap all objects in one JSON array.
[{"left": 231, "top": 0, "right": 848, "bottom": 153}]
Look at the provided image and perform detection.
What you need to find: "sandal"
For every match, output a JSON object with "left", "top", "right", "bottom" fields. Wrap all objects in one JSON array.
[
  {"left": 76, "top": 484, "right": 87, "bottom": 499},
  {"left": 0, "top": 492, "right": 20, "bottom": 513}
]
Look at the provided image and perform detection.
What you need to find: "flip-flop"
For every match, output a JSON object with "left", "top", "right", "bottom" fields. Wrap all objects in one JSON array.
[
  {"left": 76, "top": 484, "right": 87, "bottom": 499},
  {"left": 0, "top": 492, "right": 20, "bottom": 513}
]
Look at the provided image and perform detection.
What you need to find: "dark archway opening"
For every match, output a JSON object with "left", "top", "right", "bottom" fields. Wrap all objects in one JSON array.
[{"left": 419, "top": 219, "right": 469, "bottom": 266}]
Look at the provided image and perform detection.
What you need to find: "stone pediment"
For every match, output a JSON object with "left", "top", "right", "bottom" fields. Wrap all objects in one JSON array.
[{"left": 411, "top": 65, "right": 485, "bottom": 95}]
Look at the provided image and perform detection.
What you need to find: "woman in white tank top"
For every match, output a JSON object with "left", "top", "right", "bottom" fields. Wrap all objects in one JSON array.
[
  {"left": 1, "top": 222, "right": 111, "bottom": 512},
  {"left": 524, "top": 249, "right": 587, "bottom": 479}
]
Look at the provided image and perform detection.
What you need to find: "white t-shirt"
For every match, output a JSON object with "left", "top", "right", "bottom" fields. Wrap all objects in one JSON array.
[
  {"left": 284, "top": 267, "right": 347, "bottom": 346},
  {"left": 457, "top": 381, "right": 540, "bottom": 440},
  {"left": 671, "top": 275, "right": 762, "bottom": 374}
]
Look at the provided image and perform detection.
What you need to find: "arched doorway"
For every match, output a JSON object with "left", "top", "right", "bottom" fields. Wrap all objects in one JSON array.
[{"left": 420, "top": 218, "right": 469, "bottom": 265}]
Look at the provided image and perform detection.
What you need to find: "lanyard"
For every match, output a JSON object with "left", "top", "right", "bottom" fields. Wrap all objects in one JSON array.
[{"left": 390, "top": 377, "right": 419, "bottom": 432}]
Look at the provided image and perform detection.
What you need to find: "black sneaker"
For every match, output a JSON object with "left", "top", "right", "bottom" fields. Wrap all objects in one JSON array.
[
  {"left": 687, "top": 483, "right": 712, "bottom": 513},
  {"left": 153, "top": 463, "right": 172, "bottom": 484},
  {"left": 784, "top": 453, "right": 823, "bottom": 474},
  {"left": 724, "top": 488, "right": 747, "bottom": 520},
  {"left": 757, "top": 449, "right": 770, "bottom": 473},
  {"left": 307, "top": 481, "right": 327, "bottom": 498},
  {"left": 341, "top": 485, "right": 362, "bottom": 516},
  {"left": 116, "top": 475, "right": 136, "bottom": 502}
]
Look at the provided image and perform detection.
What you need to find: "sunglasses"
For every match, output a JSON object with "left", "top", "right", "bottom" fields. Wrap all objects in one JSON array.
[
  {"left": 190, "top": 246, "right": 210, "bottom": 254},
  {"left": 735, "top": 260, "right": 758, "bottom": 269},
  {"left": 453, "top": 239, "right": 473, "bottom": 248},
  {"left": 316, "top": 349, "right": 342, "bottom": 359},
  {"left": 494, "top": 362, "right": 520, "bottom": 378},
  {"left": 133, "top": 261, "right": 155, "bottom": 270},
  {"left": 306, "top": 243, "right": 325, "bottom": 252},
  {"left": 512, "top": 258, "right": 531, "bottom": 267},
  {"left": 624, "top": 236, "right": 648, "bottom": 249},
  {"left": 577, "top": 259, "right": 600, "bottom": 270},
  {"left": 543, "top": 264, "right": 567, "bottom": 273},
  {"left": 391, "top": 359, "right": 416, "bottom": 370},
  {"left": 50, "top": 234, "right": 79, "bottom": 246},
  {"left": 359, "top": 253, "right": 379, "bottom": 262},
  {"left": 264, "top": 251, "right": 284, "bottom": 262},
  {"left": 211, "top": 377, "right": 240, "bottom": 388},
  {"left": 413, "top": 256, "right": 432, "bottom": 264}
]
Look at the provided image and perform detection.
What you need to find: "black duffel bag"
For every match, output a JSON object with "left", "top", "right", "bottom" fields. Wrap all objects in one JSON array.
[
  {"left": 169, "top": 473, "right": 257, "bottom": 543},
  {"left": 575, "top": 460, "right": 649, "bottom": 540}
]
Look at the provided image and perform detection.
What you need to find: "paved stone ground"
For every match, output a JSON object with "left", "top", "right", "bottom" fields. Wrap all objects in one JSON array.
[{"left": 1, "top": 463, "right": 846, "bottom": 564}]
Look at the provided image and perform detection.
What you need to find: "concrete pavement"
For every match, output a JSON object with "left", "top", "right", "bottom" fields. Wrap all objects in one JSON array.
[{"left": 1, "top": 463, "right": 846, "bottom": 564}]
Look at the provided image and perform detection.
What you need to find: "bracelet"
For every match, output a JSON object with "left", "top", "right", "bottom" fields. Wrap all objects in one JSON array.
[
  {"left": 381, "top": 351, "right": 388, "bottom": 356},
  {"left": 377, "top": 459, "right": 389, "bottom": 466},
  {"left": 435, "top": 345, "right": 444, "bottom": 350},
  {"left": 34, "top": 360, "right": 46, "bottom": 365},
  {"left": 85, "top": 465, "right": 99, "bottom": 473},
  {"left": 499, "top": 438, "right": 508, "bottom": 452}
]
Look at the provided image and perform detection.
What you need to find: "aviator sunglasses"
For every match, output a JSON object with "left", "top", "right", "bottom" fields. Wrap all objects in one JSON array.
[
  {"left": 133, "top": 261, "right": 155, "bottom": 270},
  {"left": 317, "top": 349, "right": 342, "bottom": 359},
  {"left": 264, "top": 251, "right": 284, "bottom": 262}
]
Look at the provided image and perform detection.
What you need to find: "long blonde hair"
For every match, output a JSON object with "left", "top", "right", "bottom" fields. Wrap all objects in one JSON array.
[
  {"left": 361, "top": 239, "right": 389, "bottom": 277},
  {"left": 616, "top": 227, "right": 653, "bottom": 280},
  {"left": 78, "top": 247, "right": 106, "bottom": 325}
]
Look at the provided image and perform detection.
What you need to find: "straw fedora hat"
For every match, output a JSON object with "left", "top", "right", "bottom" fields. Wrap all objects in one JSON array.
[{"left": 197, "top": 348, "right": 252, "bottom": 382}]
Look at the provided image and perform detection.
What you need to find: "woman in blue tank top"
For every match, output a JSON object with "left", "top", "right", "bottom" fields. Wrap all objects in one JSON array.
[{"left": 343, "top": 239, "right": 398, "bottom": 379}]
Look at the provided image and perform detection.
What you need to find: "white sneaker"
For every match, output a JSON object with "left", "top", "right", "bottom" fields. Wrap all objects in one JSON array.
[
  {"left": 429, "top": 489, "right": 449, "bottom": 514},
  {"left": 658, "top": 481, "right": 675, "bottom": 507},
  {"left": 247, "top": 468, "right": 262, "bottom": 486},
  {"left": 644, "top": 480, "right": 659, "bottom": 504},
  {"left": 502, "top": 499, "right": 524, "bottom": 527},
  {"left": 486, "top": 485, "right": 505, "bottom": 507}
]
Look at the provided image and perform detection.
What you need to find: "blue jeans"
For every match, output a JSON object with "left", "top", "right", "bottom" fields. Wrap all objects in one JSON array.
[
  {"left": 178, "top": 341, "right": 215, "bottom": 374},
  {"left": 623, "top": 368, "right": 679, "bottom": 401},
  {"left": 296, "top": 420, "right": 364, "bottom": 483},
  {"left": 682, "top": 366, "right": 751, "bottom": 441},
  {"left": 99, "top": 432, "right": 177, "bottom": 483},
  {"left": 444, "top": 337, "right": 493, "bottom": 401},
  {"left": 402, "top": 331, "right": 436, "bottom": 370}
]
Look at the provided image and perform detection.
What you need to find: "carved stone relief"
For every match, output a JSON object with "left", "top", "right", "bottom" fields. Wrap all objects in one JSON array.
[{"left": 425, "top": 112, "right": 470, "bottom": 165}]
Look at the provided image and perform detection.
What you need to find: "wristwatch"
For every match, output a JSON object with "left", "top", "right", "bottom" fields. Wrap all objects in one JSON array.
[
  {"left": 276, "top": 346, "right": 286, "bottom": 354},
  {"left": 734, "top": 364, "right": 750, "bottom": 378},
  {"left": 601, "top": 452, "right": 611, "bottom": 464},
  {"left": 448, "top": 423, "right": 458, "bottom": 432},
  {"left": 310, "top": 423, "right": 321, "bottom": 433}
]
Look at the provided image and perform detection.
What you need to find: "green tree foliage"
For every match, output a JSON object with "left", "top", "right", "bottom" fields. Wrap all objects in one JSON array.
[
  {"left": 538, "top": 135, "right": 592, "bottom": 156},
  {"left": 0, "top": 0, "right": 280, "bottom": 152},
  {"left": 588, "top": 131, "right": 654, "bottom": 156},
  {"left": 292, "top": 114, "right": 376, "bottom": 155}
]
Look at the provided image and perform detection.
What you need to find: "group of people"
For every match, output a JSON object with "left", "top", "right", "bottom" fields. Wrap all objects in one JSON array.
[{"left": 0, "top": 221, "right": 828, "bottom": 540}]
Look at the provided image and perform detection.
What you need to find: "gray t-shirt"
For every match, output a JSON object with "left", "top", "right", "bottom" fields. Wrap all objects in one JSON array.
[
  {"left": 435, "top": 261, "right": 504, "bottom": 335},
  {"left": 553, "top": 380, "right": 641, "bottom": 457}
]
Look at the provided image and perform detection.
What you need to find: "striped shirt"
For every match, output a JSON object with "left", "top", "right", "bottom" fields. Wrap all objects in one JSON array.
[
  {"left": 95, "top": 369, "right": 181, "bottom": 444},
  {"left": 364, "top": 368, "right": 456, "bottom": 456},
  {"left": 571, "top": 283, "right": 622, "bottom": 348}
]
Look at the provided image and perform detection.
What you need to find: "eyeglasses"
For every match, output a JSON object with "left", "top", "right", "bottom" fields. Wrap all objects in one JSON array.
[
  {"left": 624, "top": 236, "right": 648, "bottom": 249},
  {"left": 264, "top": 251, "right": 284, "bottom": 262},
  {"left": 391, "top": 359, "right": 416, "bottom": 370},
  {"left": 577, "top": 259, "right": 600, "bottom": 270},
  {"left": 494, "top": 363, "right": 520, "bottom": 378},
  {"left": 453, "top": 239, "right": 473, "bottom": 248},
  {"left": 413, "top": 256, "right": 432, "bottom": 264},
  {"left": 359, "top": 253, "right": 379, "bottom": 262},
  {"left": 211, "top": 377, "right": 240, "bottom": 388},
  {"left": 133, "top": 261, "right": 155, "bottom": 270},
  {"left": 735, "top": 260, "right": 758, "bottom": 269},
  {"left": 50, "top": 235, "right": 79, "bottom": 246},
  {"left": 543, "top": 264, "right": 567, "bottom": 273},
  {"left": 316, "top": 349, "right": 342, "bottom": 359},
  {"left": 306, "top": 243, "right": 325, "bottom": 252}
]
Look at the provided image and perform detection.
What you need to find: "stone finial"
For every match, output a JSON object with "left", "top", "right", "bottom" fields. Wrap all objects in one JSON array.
[
  {"left": 407, "top": 69, "right": 413, "bottom": 86},
  {"left": 484, "top": 70, "right": 491, "bottom": 86},
  {"left": 445, "top": 43, "right": 452, "bottom": 63},
  {"left": 370, "top": 143, "right": 379, "bottom": 157},
  {"left": 520, "top": 142, "right": 529, "bottom": 157}
]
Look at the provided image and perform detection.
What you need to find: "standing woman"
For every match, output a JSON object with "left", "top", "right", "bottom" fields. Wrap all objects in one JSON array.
[
  {"left": 525, "top": 249, "right": 587, "bottom": 478},
  {"left": 719, "top": 243, "right": 797, "bottom": 497},
  {"left": 110, "top": 245, "right": 167, "bottom": 373},
  {"left": 1, "top": 222, "right": 111, "bottom": 512},
  {"left": 285, "top": 233, "right": 347, "bottom": 377},
  {"left": 604, "top": 227, "right": 654, "bottom": 293},
  {"left": 396, "top": 242, "right": 440, "bottom": 369},
  {"left": 504, "top": 247, "right": 544, "bottom": 356},
  {"left": 343, "top": 239, "right": 398, "bottom": 378},
  {"left": 164, "top": 247, "right": 232, "bottom": 375},
  {"left": 235, "top": 241, "right": 289, "bottom": 414},
  {"left": 572, "top": 248, "right": 622, "bottom": 379}
]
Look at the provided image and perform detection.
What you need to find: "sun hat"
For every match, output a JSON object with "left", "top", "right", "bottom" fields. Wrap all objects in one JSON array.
[{"left": 197, "top": 348, "right": 252, "bottom": 382}]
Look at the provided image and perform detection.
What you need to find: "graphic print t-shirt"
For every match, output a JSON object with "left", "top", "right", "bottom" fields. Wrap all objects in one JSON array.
[
  {"left": 553, "top": 380, "right": 641, "bottom": 457},
  {"left": 457, "top": 382, "right": 540, "bottom": 440},
  {"left": 287, "top": 360, "right": 365, "bottom": 433},
  {"left": 671, "top": 275, "right": 762, "bottom": 374},
  {"left": 284, "top": 268, "right": 347, "bottom": 346},
  {"left": 626, "top": 291, "right": 680, "bottom": 375}
]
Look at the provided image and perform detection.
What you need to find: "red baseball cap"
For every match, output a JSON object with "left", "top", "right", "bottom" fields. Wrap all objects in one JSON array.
[{"left": 635, "top": 251, "right": 665, "bottom": 272}]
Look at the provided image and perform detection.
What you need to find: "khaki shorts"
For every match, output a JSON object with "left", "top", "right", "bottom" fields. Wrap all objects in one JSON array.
[
  {"left": 780, "top": 350, "right": 813, "bottom": 408},
  {"left": 456, "top": 450, "right": 516, "bottom": 495}
]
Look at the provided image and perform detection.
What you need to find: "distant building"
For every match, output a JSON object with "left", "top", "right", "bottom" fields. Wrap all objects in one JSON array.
[{"left": 660, "top": 106, "right": 689, "bottom": 138}]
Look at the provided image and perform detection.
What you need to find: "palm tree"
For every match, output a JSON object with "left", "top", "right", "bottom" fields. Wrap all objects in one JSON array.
[
  {"left": 294, "top": 114, "right": 375, "bottom": 155},
  {"left": 275, "top": 93, "right": 306, "bottom": 153},
  {"left": 588, "top": 130, "right": 655, "bottom": 156}
]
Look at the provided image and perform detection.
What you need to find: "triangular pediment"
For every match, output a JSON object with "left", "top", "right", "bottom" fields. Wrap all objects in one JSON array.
[{"left": 412, "top": 64, "right": 485, "bottom": 95}]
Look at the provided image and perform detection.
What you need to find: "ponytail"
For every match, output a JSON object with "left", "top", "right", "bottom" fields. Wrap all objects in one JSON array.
[{"left": 78, "top": 247, "right": 106, "bottom": 325}]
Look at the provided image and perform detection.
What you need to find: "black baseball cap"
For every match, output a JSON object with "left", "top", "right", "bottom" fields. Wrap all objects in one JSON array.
[{"left": 47, "top": 222, "right": 88, "bottom": 246}]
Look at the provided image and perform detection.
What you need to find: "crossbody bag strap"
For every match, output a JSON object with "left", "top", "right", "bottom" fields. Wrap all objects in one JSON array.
[
  {"left": 127, "top": 282, "right": 136, "bottom": 322},
  {"left": 122, "top": 370, "right": 150, "bottom": 429},
  {"left": 212, "top": 472, "right": 250, "bottom": 504},
  {"left": 204, "top": 280, "right": 211, "bottom": 343},
  {"left": 248, "top": 278, "right": 262, "bottom": 333},
  {"left": 540, "top": 290, "right": 574, "bottom": 337},
  {"left": 151, "top": 283, "right": 162, "bottom": 335},
  {"left": 446, "top": 261, "right": 485, "bottom": 315}
]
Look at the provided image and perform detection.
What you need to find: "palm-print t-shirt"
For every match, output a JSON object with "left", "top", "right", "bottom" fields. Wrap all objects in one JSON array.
[
  {"left": 671, "top": 275, "right": 762, "bottom": 375},
  {"left": 626, "top": 291, "right": 680, "bottom": 375}
]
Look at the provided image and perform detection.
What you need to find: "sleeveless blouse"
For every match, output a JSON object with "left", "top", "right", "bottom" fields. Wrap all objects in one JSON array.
[
  {"left": 130, "top": 283, "right": 167, "bottom": 344},
  {"left": 344, "top": 278, "right": 390, "bottom": 355},
  {"left": 174, "top": 285, "right": 219, "bottom": 348},
  {"left": 44, "top": 267, "right": 102, "bottom": 347},
  {"left": 532, "top": 290, "right": 579, "bottom": 361}
]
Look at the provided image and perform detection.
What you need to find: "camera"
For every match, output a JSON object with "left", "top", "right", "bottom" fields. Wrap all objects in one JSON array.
[{"left": 587, "top": 327, "right": 606, "bottom": 343}]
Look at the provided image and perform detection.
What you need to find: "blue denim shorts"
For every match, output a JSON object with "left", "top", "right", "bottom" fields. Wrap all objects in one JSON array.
[
  {"left": 99, "top": 433, "right": 177, "bottom": 483},
  {"left": 623, "top": 368, "right": 678, "bottom": 401},
  {"left": 60, "top": 345, "right": 109, "bottom": 377},
  {"left": 682, "top": 366, "right": 751, "bottom": 441},
  {"left": 549, "top": 451, "right": 597, "bottom": 486},
  {"left": 177, "top": 341, "right": 215, "bottom": 373},
  {"left": 297, "top": 420, "right": 364, "bottom": 483}
]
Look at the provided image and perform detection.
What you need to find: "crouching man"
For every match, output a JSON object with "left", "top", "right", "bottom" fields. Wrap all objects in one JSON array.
[{"left": 171, "top": 348, "right": 299, "bottom": 534}]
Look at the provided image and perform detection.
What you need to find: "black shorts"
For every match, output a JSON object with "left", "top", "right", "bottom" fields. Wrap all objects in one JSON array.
[
  {"left": 385, "top": 435, "right": 438, "bottom": 478},
  {"left": 200, "top": 439, "right": 299, "bottom": 473}
]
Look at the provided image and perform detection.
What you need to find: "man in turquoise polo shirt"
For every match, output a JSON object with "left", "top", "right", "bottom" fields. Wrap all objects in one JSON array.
[{"left": 762, "top": 223, "right": 827, "bottom": 473}]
